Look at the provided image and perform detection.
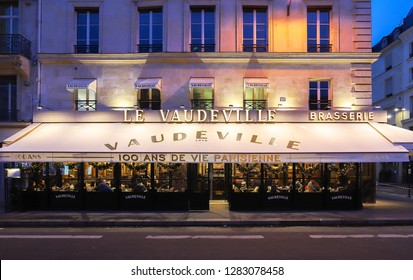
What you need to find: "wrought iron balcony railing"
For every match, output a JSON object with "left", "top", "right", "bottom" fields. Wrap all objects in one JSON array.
[
  {"left": 74, "top": 44, "right": 99, "bottom": 54},
  {"left": 191, "top": 99, "right": 214, "bottom": 109},
  {"left": 242, "top": 44, "right": 268, "bottom": 52},
  {"left": 138, "top": 100, "right": 161, "bottom": 110},
  {"left": 244, "top": 100, "right": 267, "bottom": 110},
  {"left": 0, "top": 34, "right": 31, "bottom": 58},
  {"left": 137, "top": 44, "right": 163, "bottom": 53},
  {"left": 308, "top": 100, "right": 332, "bottom": 110},
  {"left": 190, "top": 44, "right": 215, "bottom": 52},
  {"left": 75, "top": 100, "right": 97, "bottom": 111},
  {"left": 307, "top": 44, "right": 332, "bottom": 53},
  {"left": 0, "top": 110, "right": 18, "bottom": 122}
]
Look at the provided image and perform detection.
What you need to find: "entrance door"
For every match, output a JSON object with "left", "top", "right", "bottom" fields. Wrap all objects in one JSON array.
[{"left": 210, "top": 163, "right": 227, "bottom": 200}]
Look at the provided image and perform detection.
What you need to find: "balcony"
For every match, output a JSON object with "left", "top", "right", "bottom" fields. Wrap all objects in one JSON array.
[
  {"left": 191, "top": 99, "right": 214, "bottom": 109},
  {"left": 75, "top": 100, "right": 97, "bottom": 111},
  {"left": 137, "top": 44, "right": 163, "bottom": 53},
  {"left": 74, "top": 44, "right": 99, "bottom": 54},
  {"left": 0, "top": 110, "right": 18, "bottom": 122},
  {"left": 190, "top": 44, "right": 215, "bottom": 52},
  {"left": 242, "top": 44, "right": 268, "bottom": 52},
  {"left": 309, "top": 100, "right": 332, "bottom": 110},
  {"left": 307, "top": 44, "right": 332, "bottom": 53},
  {"left": 0, "top": 34, "right": 31, "bottom": 58},
  {"left": 244, "top": 100, "right": 267, "bottom": 110}
]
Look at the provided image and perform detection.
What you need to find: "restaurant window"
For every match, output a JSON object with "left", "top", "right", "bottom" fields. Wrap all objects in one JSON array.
[
  {"left": 0, "top": 76, "right": 17, "bottom": 121},
  {"left": 20, "top": 162, "right": 47, "bottom": 192},
  {"left": 190, "top": 7, "right": 215, "bottom": 52},
  {"left": 263, "top": 164, "right": 292, "bottom": 193},
  {"left": 137, "top": 88, "right": 161, "bottom": 110},
  {"left": 120, "top": 163, "right": 151, "bottom": 193},
  {"left": 75, "top": 9, "right": 99, "bottom": 53},
  {"left": 232, "top": 164, "right": 261, "bottom": 193},
  {"left": 243, "top": 7, "right": 267, "bottom": 52},
  {"left": 84, "top": 163, "right": 115, "bottom": 192},
  {"left": 138, "top": 8, "right": 163, "bottom": 53},
  {"left": 295, "top": 163, "right": 322, "bottom": 192},
  {"left": 50, "top": 163, "right": 80, "bottom": 192},
  {"left": 190, "top": 78, "right": 214, "bottom": 109},
  {"left": 0, "top": 1, "right": 18, "bottom": 34},
  {"left": 309, "top": 80, "right": 330, "bottom": 110},
  {"left": 155, "top": 163, "right": 187, "bottom": 192},
  {"left": 307, "top": 8, "right": 331, "bottom": 52},
  {"left": 384, "top": 77, "right": 393, "bottom": 97},
  {"left": 327, "top": 163, "right": 357, "bottom": 193}
]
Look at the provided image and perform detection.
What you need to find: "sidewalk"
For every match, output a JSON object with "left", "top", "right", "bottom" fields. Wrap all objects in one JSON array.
[{"left": 0, "top": 191, "right": 412, "bottom": 228}]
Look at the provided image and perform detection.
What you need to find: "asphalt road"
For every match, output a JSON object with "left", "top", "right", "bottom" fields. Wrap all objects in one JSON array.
[{"left": 1, "top": 226, "right": 413, "bottom": 260}]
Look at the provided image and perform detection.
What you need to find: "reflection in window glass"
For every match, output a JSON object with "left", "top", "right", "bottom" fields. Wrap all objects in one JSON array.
[
  {"left": 264, "top": 164, "right": 292, "bottom": 193},
  {"left": 84, "top": 163, "right": 115, "bottom": 192},
  {"left": 120, "top": 163, "right": 151, "bottom": 193},
  {"left": 232, "top": 163, "right": 261, "bottom": 193},
  {"left": 155, "top": 163, "right": 187, "bottom": 192}
]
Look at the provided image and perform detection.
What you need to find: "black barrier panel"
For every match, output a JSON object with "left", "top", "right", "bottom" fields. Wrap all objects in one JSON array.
[
  {"left": 293, "top": 192, "right": 324, "bottom": 210},
  {"left": 262, "top": 192, "right": 292, "bottom": 210},
  {"left": 228, "top": 192, "right": 261, "bottom": 211},
  {"left": 119, "top": 192, "right": 154, "bottom": 210},
  {"left": 155, "top": 192, "right": 189, "bottom": 210},
  {"left": 327, "top": 191, "right": 357, "bottom": 210},
  {"left": 84, "top": 192, "right": 119, "bottom": 210},
  {"left": 49, "top": 192, "right": 83, "bottom": 210},
  {"left": 21, "top": 191, "right": 48, "bottom": 211}
]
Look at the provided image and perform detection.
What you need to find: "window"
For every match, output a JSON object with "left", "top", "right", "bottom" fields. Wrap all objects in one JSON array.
[
  {"left": 410, "top": 42, "right": 413, "bottom": 58},
  {"left": 138, "top": 8, "right": 163, "bottom": 53},
  {"left": 75, "top": 88, "right": 96, "bottom": 111},
  {"left": 244, "top": 88, "right": 267, "bottom": 109},
  {"left": 410, "top": 96, "right": 413, "bottom": 119},
  {"left": 0, "top": 76, "right": 17, "bottom": 121},
  {"left": 191, "top": 7, "right": 215, "bottom": 52},
  {"left": 410, "top": 68, "right": 413, "bottom": 81},
  {"left": 138, "top": 88, "right": 161, "bottom": 110},
  {"left": 385, "top": 54, "right": 392, "bottom": 71},
  {"left": 384, "top": 77, "right": 393, "bottom": 97},
  {"left": 192, "top": 88, "right": 214, "bottom": 109},
  {"left": 309, "top": 81, "right": 330, "bottom": 110},
  {"left": 75, "top": 9, "right": 99, "bottom": 53},
  {"left": 307, "top": 8, "right": 331, "bottom": 52},
  {"left": 0, "top": 1, "right": 18, "bottom": 34},
  {"left": 243, "top": 7, "right": 267, "bottom": 52}
]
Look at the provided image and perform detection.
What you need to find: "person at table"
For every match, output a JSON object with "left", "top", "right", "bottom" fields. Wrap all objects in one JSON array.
[
  {"left": 26, "top": 180, "right": 37, "bottom": 191},
  {"left": 133, "top": 182, "right": 147, "bottom": 192},
  {"left": 38, "top": 179, "right": 46, "bottom": 191},
  {"left": 97, "top": 179, "right": 112, "bottom": 192},
  {"left": 61, "top": 179, "right": 71, "bottom": 191},
  {"left": 307, "top": 179, "right": 321, "bottom": 192}
]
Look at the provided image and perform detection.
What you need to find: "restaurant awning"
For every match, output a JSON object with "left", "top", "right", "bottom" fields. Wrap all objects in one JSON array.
[
  {"left": 134, "top": 78, "right": 162, "bottom": 90},
  {"left": 244, "top": 78, "right": 269, "bottom": 88},
  {"left": 66, "top": 79, "right": 97, "bottom": 93},
  {"left": 0, "top": 122, "right": 410, "bottom": 163},
  {"left": 189, "top": 78, "right": 214, "bottom": 88}
]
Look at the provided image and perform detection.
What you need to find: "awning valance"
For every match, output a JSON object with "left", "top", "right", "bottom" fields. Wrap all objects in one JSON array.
[
  {"left": 244, "top": 78, "right": 269, "bottom": 88},
  {"left": 189, "top": 78, "right": 214, "bottom": 88},
  {"left": 134, "top": 78, "right": 162, "bottom": 90},
  {"left": 66, "top": 79, "right": 97, "bottom": 93},
  {"left": 0, "top": 122, "right": 410, "bottom": 163}
]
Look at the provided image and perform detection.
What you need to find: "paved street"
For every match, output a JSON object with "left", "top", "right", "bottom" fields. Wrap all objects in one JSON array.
[{"left": 1, "top": 226, "right": 413, "bottom": 260}]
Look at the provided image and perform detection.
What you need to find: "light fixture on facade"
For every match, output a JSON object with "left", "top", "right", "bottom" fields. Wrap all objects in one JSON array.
[
  {"left": 37, "top": 105, "right": 44, "bottom": 110},
  {"left": 229, "top": 104, "right": 233, "bottom": 107},
  {"left": 279, "top": 97, "right": 286, "bottom": 102},
  {"left": 180, "top": 105, "right": 185, "bottom": 109}
]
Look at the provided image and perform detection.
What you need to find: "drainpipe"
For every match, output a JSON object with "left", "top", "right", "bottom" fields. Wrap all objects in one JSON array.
[{"left": 36, "top": 0, "right": 42, "bottom": 111}]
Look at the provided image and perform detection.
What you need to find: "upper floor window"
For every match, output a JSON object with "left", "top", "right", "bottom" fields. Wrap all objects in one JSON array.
[
  {"left": 410, "top": 42, "right": 413, "bottom": 58},
  {"left": 244, "top": 78, "right": 269, "bottom": 110},
  {"left": 138, "top": 8, "right": 163, "bottom": 53},
  {"left": 307, "top": 8, "right": 331, "bottom": 52},
  {"left": 75, "top": 9, "right": 99, "bottom": 53},
  {"left": 243, "top": 7, "right": 267, "bottom": 52},
  {"left": 384, "top": 77, "right": 393, "bottom": 97},
  {"left": 135, "top": 78, "right": 162, "bottom": 110},
  {"left": 309, "top": 80, "right": 331, "bottom": 110},
  {"left": 189, "top": 78, "right": 214, "bottom": 109},
  {"left": 190, "top": 7, "right": 215, "bottom": 52},
  {"left": 0, "top": 76, "right": 17, "bottom": 121},
  {"left": 66, "top": 79, "right": 97, "bottom": 111},
  {"left": 0, "top": 1, "right": 18, "bottom": 34},
  {"left": 385, "top": 54, "right": 392, "bottom": 71}
]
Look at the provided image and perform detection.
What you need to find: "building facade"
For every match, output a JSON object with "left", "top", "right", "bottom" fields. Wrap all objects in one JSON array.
[
  {"left": 372, "top": 7, "right": 413, "bottom": 184},
  {"left": 1, "top": 0, "right": 412, "bottom": 212}
]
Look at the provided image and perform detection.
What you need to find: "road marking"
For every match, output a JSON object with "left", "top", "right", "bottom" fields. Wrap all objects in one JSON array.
[
  {"left": 0, "top": 235, "right": 103, "bottom": 239},
  {"left": 146, "top": 235, "right": 264, "bottom": 240},
  {"left": 310, "top": 234, "right": 413, "bottom": 239}
]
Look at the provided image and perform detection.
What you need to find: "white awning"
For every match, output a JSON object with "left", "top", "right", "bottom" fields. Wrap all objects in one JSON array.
[
  {"left": 189, "top": 78, "right": 214, "bottom": 88},
  {"left": 244, "top": 78, "right": 269, "bottom": 88},
  {"left": 134, "top": 78, "right": 162, "bottom": 90},
  {"left": 369, "top": 122, "right": 413, "bottom": 152},
  {"left": 66, "top": 79, "right": 97, "bottom": 93},
  {"left": 0, "top": 122, "right": 410, "bottom": 163}
]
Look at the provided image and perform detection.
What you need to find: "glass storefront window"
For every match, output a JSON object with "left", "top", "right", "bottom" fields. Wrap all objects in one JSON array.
[
  {"left": 264, "top": 164, "right": 292, "bottom": 193},
  {"left": 121, "top": 163, "right": 151, "bottom": 192},
  {"left": 295, "top": 163, "right": 322, "bottom": 192},
  {"left": 232, "top": 163, "right": 261, "bottom": 193},
  {"left": 49, "top": 163, "right": 80, "bottom": 192},
  {"left": 84, "top": 162, "right": 115, "bottom": 192},
  {"left": 327, "top": 163, "right": 357, "bottom": 192},
  {"left": 20, "top": 162, "right": 47, "bottom": 192},
  {"left": 155, "top": 163, "right": 187, "bottom": 192}
]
